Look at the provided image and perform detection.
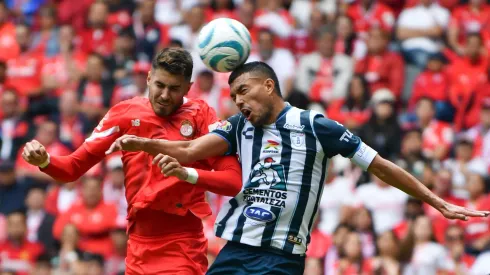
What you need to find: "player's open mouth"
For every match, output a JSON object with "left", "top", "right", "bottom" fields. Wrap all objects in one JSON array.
[{"left": 241, "top": 109, "right": 252, "bottom": 119}]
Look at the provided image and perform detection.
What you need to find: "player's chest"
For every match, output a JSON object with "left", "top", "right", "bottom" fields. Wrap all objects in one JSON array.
[{"left": 125, "top": 115, "right": 200, "bottom": 141}]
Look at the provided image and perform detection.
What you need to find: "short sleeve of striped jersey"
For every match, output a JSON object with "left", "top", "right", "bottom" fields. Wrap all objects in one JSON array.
[
  {"left": 312, "top": 116, "right": 361, "bottom": 159},
  {"left": 209, "top": 114, "right": 241, "bottom": 156}
]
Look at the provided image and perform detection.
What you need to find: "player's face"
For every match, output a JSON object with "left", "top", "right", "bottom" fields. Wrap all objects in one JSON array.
[
  {"left": 230, "top": 73, "right": 274, "bottom": 126},
  {"left": 147, "top": 68, "right": 191, "bottom": 117}
]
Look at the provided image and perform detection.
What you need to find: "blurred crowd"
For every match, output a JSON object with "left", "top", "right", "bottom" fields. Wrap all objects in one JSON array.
[{"left": 1, "top": 0, "right": 490, "bottom": 274}]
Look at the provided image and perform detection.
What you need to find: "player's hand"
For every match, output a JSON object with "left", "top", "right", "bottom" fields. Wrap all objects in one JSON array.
[
  {"left": 153, "top": 154, "right": 188, "bottom": 180},
  {"left": 438, "top": 201, "right": 490, "bottom": 221},
  {"left": 106, "top": 135, "right": 149, "bottom": 155},
  {"left": 21, "top": 140, "right": 48, "bottom": 167}
]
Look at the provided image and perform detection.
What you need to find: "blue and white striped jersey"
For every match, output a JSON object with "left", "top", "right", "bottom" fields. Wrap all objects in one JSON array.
[{"left": 210, "top": 105, "right": 377, "bottom": 255}]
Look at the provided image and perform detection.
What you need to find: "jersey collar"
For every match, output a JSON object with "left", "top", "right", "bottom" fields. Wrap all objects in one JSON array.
[{"left": 275, "top": 102, "right": 292, "bottom": 122}]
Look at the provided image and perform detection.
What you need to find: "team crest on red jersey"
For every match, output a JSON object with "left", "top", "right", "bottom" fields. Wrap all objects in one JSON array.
[{"left": 180, "top": 120, "right": 194, "bottom": 138}]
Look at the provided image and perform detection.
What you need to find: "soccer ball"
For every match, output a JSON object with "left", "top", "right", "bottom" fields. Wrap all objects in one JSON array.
[{"left": 197, "top": 18, "right": 252, "bottom": 73}]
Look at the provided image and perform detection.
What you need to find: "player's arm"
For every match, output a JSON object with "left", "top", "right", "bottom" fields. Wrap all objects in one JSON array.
[
  {"left": 153, "top": 154, "right": 242, "bottom": 196},
  {"left": 23, "top": 103, "right": 130, "bottom": 182},
  {"left": 106, "top": 115, "right": 240, "bottom": 164},
  {"left": 314, "top": 116, "right": 489, "bottom": 221}
]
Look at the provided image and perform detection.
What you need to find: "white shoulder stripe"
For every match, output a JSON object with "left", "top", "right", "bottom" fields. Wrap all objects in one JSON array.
[{"left": 86, "top": 126, "right": 120, "bottom": 142}]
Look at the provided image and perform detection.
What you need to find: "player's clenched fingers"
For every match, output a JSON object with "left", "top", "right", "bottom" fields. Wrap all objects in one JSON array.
[
  {"left": 25, "top": 143, "right": 41, "bottom": 159},
  {"left": 161, "top": 162, "right": 179, "bottom": 175},
  {"left": 158, "top": 155, "right": 172, "bottom": 168},
  {"left": 152, "top": 154, "right": 165, "bottom": 165}
]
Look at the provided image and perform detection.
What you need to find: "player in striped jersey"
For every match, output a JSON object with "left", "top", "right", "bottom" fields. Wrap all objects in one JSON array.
[{"left": 107, "top": 62, "right": 489, "bottom": 275}]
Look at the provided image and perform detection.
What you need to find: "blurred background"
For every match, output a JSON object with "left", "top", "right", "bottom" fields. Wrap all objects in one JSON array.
[{"left": 1, "top": 0, "right": 490, "bottom": 274}]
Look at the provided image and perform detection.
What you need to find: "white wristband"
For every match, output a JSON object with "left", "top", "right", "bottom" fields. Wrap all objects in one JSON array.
[
  {"left": 184, "top": 167, "right": 199, "bottom": 184},
  {"left": 39, "top": 153, "right": 50, "bottom": 169},
  {"left": 351, "top": 142, "right": 378, "bottom": 171}
]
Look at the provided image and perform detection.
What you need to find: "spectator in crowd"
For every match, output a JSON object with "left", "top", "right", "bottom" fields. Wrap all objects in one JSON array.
[
  {"left": 53, "top": 176, "right": 118, "bottom": 258},
  {"left": 187, "top": 70, "right": 221, "bottom": 112},
  {"left": 103, "top": 155, "right": 127, "bottom": 226},
  {"left": 105, "top": 0, "right": 134, "bottom": 32},
  {"left": 169, "top": 4, "right": 206, "bottom": 50},
  {"left": 105, "top": 228, "right": 127, "bottom": 275},
  {"left": 447, "top": 0, "right": 490, "bottom": 56},
  {"left": 0, "top": 89, "right": 30, "bottom": 161},
  {"left": 254, "top": 0, "right": 294, "bottom": 45},
  {"left": 355, "top": 27, "right": 405, "bottom": 98},
  {"left": 289, "top": 9, "right": 326, "bottom": 58},
  {"left": 402, "top": 215, "right": 454, "bottom": 274},
  {"left": 444, "top": 138, "right": 487, "bottom": 199},
  {"left": 324, "top": 223, "right": 354, "bottom": 275},
  {"left": 25, "top": 187, "right": 55, "bottom": 257},
  {"left": 446, "top": 33, "right": 489, "bottom": 131},
  {"left": 465, "top": 97, "right": 490, "bottom": 171},
  {"left": 15, "top": 120, "right": 70, "bottom": 186},
  {"left": 396, "top": 0, "right": 449, "bottom": 69},
  {"left": 352, "top": 207, "right": 377, "bottom": 258},
  {"left": 414, "top": 97, "right": 454, "bottom": 161},
  {"left": 106, "top": 28, "right": 136, "bottom": 84},
  {"left": 77, "top": 252, "right": 105, "bottom": 275},
  {"left": 132, "top": 0, "right": 160, "bottom": 62},
  {"left": 41, "top": 24, "right": 87, "bottom": 96},
  {"left": 80, "top": 1, "right": 116, "bottom": 57},
  {"left": 6, "top": 23, "right": 43, "bottom": 97},
  {"left": 470, "top": 248, "right": 490, "bottom": 274},
  {"left": 0, "top": 211, "right": 44, "bottom": 275},
  {"left": 110, "top": 60, "right": 150, "bottom": 105},
  {"left": 458, "top": 172, "right": 490, "bottom": 254},
  {"left": 45, "top": 180, "right": 79, "bottom": 216},
  {"left": 354, "top": 173, "right": 408, "bottom": 234},
  {"left": 248, "top": 28, "right": 295, "bottom": 98},
  {"left": 371, "top": 230, "right": 401, "bottom": 274},
  {"left": 393, "top": 197, "right": 425, "bottom": 240},
  {"left": 445, "top": 224, "right": 475, "bottom": 274},
  {"left": 395, "top": 127, "right": 427, "bottom": 181},
  {"left": 327, "top": 75, "right": 371, "bottom": 132},
  {"left": 334, "top": 231, "right": 373, "bottom": 274},
  {"left": 76, "top": 53, "right": 114, "bottom": 129},
  {"left": 408, "top": 52, "right": 450, "bottom": 112},
  {"left": 359, "top": 89, "right": 401, "bottom": 160},
  {"left": 346, "top": 0, "right": 395, "bottom": 39},
  {"left": 0, "top": 1, "right": 19, "bottom": 62},
  {"left": 236, "top": 0, "right": 258, "bottom": 47},
  {"left": 334, "top": 15, "right": 365, "bottom": 59},
  {"left": 32, "top": 5, "right": 60, "bottom": 57},
  {"left": 51, "top": 224, "right": 82, "bottom": 275},
  {"left": 0, "top": 160, "right": 27, "bottom": 215},
  {"left": 54, "top": 90, "right": 87, "bottom": 151},
  {"left": 296, "top": 26, "right": 353, "bottom": 104}
]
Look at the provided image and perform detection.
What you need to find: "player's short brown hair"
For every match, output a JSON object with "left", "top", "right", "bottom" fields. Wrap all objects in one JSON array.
[{"left": 152, "top": 48, "right": 193, "bottom": 81}]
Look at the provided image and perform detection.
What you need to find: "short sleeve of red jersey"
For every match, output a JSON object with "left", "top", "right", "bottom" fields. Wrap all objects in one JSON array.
[{"left": 83, "top": 101, "right": 131, "bottom": 157}]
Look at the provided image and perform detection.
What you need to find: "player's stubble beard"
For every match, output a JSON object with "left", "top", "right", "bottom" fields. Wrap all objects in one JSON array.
[{"left": 249, "top": 105, "right": 273, "bottom": 127}]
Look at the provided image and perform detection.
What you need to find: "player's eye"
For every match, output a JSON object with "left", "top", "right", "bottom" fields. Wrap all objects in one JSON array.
[{"left": 156, "top": 83, "right": 164, "bottom": 89}]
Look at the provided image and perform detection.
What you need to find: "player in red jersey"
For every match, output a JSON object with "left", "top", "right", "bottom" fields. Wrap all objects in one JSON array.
[{"left": 21, "top": 48, "right": 242, "bottom": 275}]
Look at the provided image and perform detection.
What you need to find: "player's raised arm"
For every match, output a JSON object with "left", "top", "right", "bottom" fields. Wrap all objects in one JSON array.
[
  {"left": 313, "top": 116, "right": 490, "bottom": 221},
  {"left": 22, "top": 102, "right": 131, "bottom": 183},
  {"left": 106, "top": 114, "right": 241, "bottom": 164}
]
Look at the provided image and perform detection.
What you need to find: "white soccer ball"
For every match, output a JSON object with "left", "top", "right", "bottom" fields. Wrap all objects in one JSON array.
[{"left": 197, "top": 18, "right": 252, "bottom": 73}]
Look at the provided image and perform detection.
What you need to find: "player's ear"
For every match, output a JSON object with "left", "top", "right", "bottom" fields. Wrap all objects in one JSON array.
[
  {"left": 264, "top": 79, "right": 274, "bottom": 96},
  {"left": 147, "top": 71, "right": 152, "bottom": 85}
]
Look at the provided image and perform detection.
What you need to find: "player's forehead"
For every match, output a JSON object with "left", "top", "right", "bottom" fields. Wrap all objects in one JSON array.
[
  {"left": 230, "top": 73, "right": 262, "bottom": 92},
  {"left": 151, "top": 68, "right": 187, "bottom": 86}
]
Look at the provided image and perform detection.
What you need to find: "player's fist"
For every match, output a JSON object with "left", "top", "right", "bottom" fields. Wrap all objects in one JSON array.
[
  {"left": 153, "top": 154, "right": 188, "bottom": 180},
  {"left": 22, "top": 140, "right": 49, "bottom": 167},
  {"left": 106, "top": 135, "right": 149, "bottom": 155}
]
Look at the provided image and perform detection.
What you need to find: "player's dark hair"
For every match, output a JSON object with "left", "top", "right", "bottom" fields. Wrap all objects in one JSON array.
[
  {"left": 152, "top": 48, "right": 193, "bottom": 81},
  {"left": 228, "top": 61, "right": 282, "bottom": 97}
]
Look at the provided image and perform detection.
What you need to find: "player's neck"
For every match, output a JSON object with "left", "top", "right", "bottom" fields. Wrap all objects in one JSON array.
[{"left": 267, "top": 101, "right": 288, "bottom": 124}]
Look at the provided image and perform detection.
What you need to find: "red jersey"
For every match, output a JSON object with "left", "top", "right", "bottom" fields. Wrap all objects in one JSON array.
[
  {"left": 40, "top": 97, "right": 241, "bottom": 237},
  {"left": 354, "top": 51, "right": 405, "bottom": 97},
  {"left": 79, "top": 27, "right": 117, "bottom": 57},
  {"left": 327, "top": 99, "right": 371, "bottom": 127},
  {"left": 53, "top": 200, "right": 118, "bottom": 258},
  {"left": 41, "top": 52, "right": 87, "bottom": 95},
  {"left": 346, "top": 2, "right": 395, "bottom": 39},
  {"left": 0, "top": 22, "right": 19, "bottom": 62},
  {"left": 449, "top": 5, "right": 490, "bottom": 44},
  {"left": 409, "top": 71, "right": 450, "bottom": 110},
  {"left": 6, "top": 51, "right": 43, "bottom": 96},
  {"left": 0, "top": 239, "right": 44, "bottom": 275},
  {"left": 458, "top": 196, "right": 490, "bottom": 243},
  {"left": 422, "top": 120, "right": 454, "bottom": 160}
]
